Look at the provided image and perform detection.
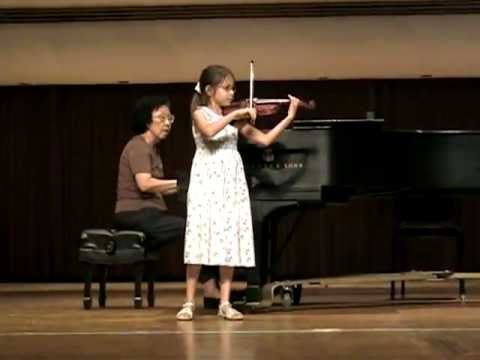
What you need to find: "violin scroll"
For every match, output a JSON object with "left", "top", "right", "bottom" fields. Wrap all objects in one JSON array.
[{"left": 301, "top": 99, "right": 316, "bottom": 111}]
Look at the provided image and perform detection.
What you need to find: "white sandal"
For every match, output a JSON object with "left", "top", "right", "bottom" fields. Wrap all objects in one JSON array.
[
  {"left": 218, "top": 302, "right": 244, "bottom": 321},
  {"left": 176, "top": 302, "right": 195, "bottom": 321}
]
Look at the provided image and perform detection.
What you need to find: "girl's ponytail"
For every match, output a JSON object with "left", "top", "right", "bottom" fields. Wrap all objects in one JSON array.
[{"left": 190, "top": 92, "right": 201, "bottom": 115}]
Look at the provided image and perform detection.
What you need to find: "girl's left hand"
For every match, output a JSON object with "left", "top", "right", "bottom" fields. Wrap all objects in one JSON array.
[{"left": 287, "top": 95, "right": 300, "bottom": 120}]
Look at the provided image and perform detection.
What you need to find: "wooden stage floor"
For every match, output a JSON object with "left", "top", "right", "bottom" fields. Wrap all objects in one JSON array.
[{"left": 1, "top": 280, "right": 480, "bottom": 359}]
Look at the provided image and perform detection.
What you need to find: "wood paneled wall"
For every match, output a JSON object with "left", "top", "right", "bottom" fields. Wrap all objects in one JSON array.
[{"left": 2, "top": 78, "right": 480, "bottom": 281}]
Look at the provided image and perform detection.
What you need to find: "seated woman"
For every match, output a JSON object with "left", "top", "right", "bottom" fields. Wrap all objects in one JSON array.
[{"left": 114, "top": 95, "right": 219, "bottom": 303}]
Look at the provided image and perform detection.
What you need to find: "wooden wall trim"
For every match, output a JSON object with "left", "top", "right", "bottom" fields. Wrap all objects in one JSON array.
[
  {"left": 3, "top": 79, "right": 480, "bottom": 280},
  {"left": 1, "top": 1, "right": 480, "bottom": 23}
]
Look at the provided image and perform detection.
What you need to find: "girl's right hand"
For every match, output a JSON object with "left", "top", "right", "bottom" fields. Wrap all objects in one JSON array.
[
  {"left": 234, "top": 107, "right": 257, "bottom": 123},
  {"left": 246, "top": 107, "right": 257, "bottom": 125}
]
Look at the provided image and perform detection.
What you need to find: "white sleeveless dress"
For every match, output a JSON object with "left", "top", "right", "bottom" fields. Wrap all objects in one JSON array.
[{"left": 184, "top": 107, "right": 255, "bottom": 267}]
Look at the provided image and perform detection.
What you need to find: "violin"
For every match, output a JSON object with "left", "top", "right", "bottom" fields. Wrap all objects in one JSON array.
[
  {"left": 223, "top": 61, "right": 316, "bottom": 121},
  {"left": 223, "top": 97, "right": 316, "bottom": 117}
]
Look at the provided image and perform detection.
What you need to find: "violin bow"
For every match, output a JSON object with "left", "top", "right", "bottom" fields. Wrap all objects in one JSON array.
[{"left": 249, "top": 60, "right": 254, "bottom": 108}]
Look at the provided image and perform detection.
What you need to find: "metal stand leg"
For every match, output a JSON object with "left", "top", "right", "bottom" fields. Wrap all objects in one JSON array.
[
  {"left": 390, "top": 281, "right": 396, "bottom": 300},
  {"left": 457, "top": 232, "right": 466, "bottom": 302},
  {"left": 459, "top": 279, "right": 466, "bottom": 302}
]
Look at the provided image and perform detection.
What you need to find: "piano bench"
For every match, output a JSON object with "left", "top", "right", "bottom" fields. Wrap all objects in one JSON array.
[
  {"left": 390, "top": 221, "right": 465, "bottom": 301},
  {"left": 78, "top": 229, "right": 161, "bottom": 309}
]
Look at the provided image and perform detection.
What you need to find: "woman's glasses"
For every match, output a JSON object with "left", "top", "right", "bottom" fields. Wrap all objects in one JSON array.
[
  {"left": 154, "top": 113, "right": 175, "bottom": 124},
  {"left": 164, "top": 114, "right": 175, "bottom": 124}
]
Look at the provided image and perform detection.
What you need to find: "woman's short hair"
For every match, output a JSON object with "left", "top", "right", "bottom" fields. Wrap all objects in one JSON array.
[{"left": 131, "top": 95, "right": 171, "bottom": 135}]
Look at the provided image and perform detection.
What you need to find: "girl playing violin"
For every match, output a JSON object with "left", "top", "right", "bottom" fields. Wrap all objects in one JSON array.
[{"left": 176, "top": 64, "right": 300, "bottom": 321}]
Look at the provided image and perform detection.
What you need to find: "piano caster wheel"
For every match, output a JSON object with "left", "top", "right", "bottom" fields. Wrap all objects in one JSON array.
[
  {"left": 280, "top": 287, "right": 294, "bottom": 308},
  {"left": 292, "top": 284, "right": 302, "bottom": 306},
  {"left": 134, "top": 297, "right": 142, "bottom": 309},
  {"left": 83, "top": 298, "right": 92, "bottom": 310}
]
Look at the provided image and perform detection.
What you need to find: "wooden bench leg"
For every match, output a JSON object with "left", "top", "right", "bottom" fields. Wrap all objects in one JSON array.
[
  {"left": 98, "top": 265, "right": 108, "bottom": 308},
  {"left": 83, "top": 263, "right": 94, "bottom": 310},
  {"left": 147, "top": 261, "right": 157, "bottom": 307},
  {"left": 133, "top": 262, "right": 144, "bottom": 309}
]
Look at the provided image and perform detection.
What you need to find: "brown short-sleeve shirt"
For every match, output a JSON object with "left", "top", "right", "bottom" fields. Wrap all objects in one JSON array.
[{"left": 115, "top": 135, "right": 167, "bottom": 213}]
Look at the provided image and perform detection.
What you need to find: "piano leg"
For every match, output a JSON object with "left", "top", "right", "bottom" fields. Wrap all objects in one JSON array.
[
  {"left": 245, "top": 200, "right": 300, "bottom": 305},
  {"left": 245, "top": 209, "right": 272, "bottom": 303}
]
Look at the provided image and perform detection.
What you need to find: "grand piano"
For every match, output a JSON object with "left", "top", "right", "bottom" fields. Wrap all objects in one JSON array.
[{"left": 238, "top": 119, "right": 480, "bottom": 307}]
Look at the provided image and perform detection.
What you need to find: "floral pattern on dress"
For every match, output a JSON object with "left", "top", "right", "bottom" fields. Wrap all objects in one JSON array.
[{"left": 184, "top": 107, "right": 255, "bottom": 267}]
